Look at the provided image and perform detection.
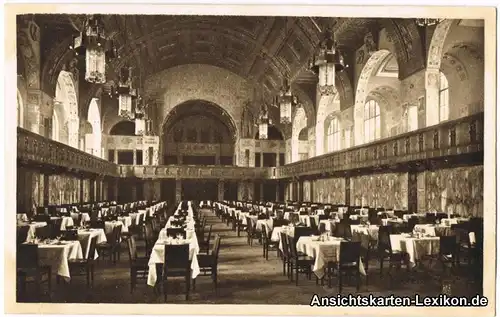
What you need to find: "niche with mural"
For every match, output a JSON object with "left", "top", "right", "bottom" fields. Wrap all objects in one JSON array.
[{"left": 350, "top": 173, "right": 408, "bottom": 209}]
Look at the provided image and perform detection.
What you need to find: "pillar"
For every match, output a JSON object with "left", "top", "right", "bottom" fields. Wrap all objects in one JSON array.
[
  {"left": 309, "top": 179, "right": 314, "bottom": 203},
  {"left": 259, "top": 182, "right": 264, "bottom": 202},
  {"left": 345, "top": 177, "right": 351, "bottom": 206},
  {"left": 133, "top": 150, "right": 137, "bottom": 165},
  {"left": 43, "top": 173, "right": 49, "bottom": 206},
  {"left": 260, "top": 152, "right": 264, "bottom": 167},
  {"left": 79, "top": 176, "right": 84, "bottom": 203},
  {"left": 114, "top": 150, "right": 118, "bottom": 164},
  {"left": 276, "top": 150, "right": 280, "bottom": 167},
  {"left": 425, "top": 68, "right": 440, "bottom": 127},
  {"left": 298, "top": 180, "right": 304, "bottom": 202},
  {"left": 175, "top": 179, "right": 182, "bottom": 203},
  {"left": 89, "top": 177, "right": 95, "bottom": 202},
  {"left": 113, "top": 179, "right": 118, "bottom": 202},
  {"left": 218, "top": 180, "right": 225, "bottom": 201},
  {"left": 275, "top": 181, "right": 280, "bottom": 202},
  {"left": 408, "top": 170, "right": 418, "bottom": 214}
]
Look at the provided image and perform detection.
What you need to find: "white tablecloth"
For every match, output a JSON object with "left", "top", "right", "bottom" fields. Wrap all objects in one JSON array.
[
  {"left": 296, "top": 236, "right": 366, "bottom": 279},
  {"left": 77, "top": 228, "right": 107, "bottom": 259},
  {"left": 147, "top": 237, "right": 200, "bottom": 286},
  {"left": 19, "top": 222, "right": 47, "bottom": 242},
  {"left": 390, "top": 234, "right": 440, "bottom": 267},
  {"left": 256, "top": 219, "right": 273, "bottom": 234},
  {"left": 104, "top": 221, "right": 125, "bottom": 234},
  {"left": 37, "top": 240, "right": 84, "bottom": 279}
]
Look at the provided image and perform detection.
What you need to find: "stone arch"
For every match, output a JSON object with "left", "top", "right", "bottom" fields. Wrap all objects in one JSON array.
[
  {"left": 335, "top": 71, "right": 355, "bottom": 110},
  {"left": 315, "top": 93, "right": 340, "bottom": 156},
  {"left": 41, "top": 36, "right": 77, "bottom": 98},
  {"left": 86, "top": 98, "right": 102, "bottom": 157},
  {"left": 291, "top": 107, "right": 307, "bottom": 163},
  {"left": 353, "top": 49, "right": 392, "bottom": 146},
  {"left": 427, "top": 19, "right": 455, "bottom": 70},
  {"left": 55, "top": 71, "right": 79, "bottom": 148}
]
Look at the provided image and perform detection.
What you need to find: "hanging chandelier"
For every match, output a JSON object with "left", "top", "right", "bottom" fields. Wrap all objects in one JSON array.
[
  {"left": 415, "top": 18, "right": 444, "bottom": 27},
  {"left": 258, "top": 104, "right": 270, "bottom": 140},
  {"left": 308, "top": 25, "right": 345, "bottom": 96},
  {"left": 72, "top": 14, "right": 117, "bottom": 84},
  {"left": 278, "top": 78, "right": 298, "bottom": 125},
  {"left": 108, "top": 66, "right": 138, "bottom": 119}
]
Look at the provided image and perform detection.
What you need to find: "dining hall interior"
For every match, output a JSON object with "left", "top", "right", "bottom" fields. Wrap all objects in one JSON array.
[{"left": 12, "top": 12, "right": 490, "bottom": 305}]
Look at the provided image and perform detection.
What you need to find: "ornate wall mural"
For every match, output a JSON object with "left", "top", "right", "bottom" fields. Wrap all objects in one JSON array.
[
  {"left": 422, "top": 166, "right": 483, "bottom": 217},
  {"left": 350, "top": 173, "right": 408, "bottom": 209},
  {"left": 313, "top": 177, "right": 346, "bottom": 204}
]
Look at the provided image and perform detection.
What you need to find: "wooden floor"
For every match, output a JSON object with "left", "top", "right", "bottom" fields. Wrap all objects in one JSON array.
[{"left": 18, "top": 209, "right": 482, "bottom": 304}]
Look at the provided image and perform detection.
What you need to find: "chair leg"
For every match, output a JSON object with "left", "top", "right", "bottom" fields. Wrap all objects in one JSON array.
[
  {"left": 130, "top": 270, "right": 136, "bottom": 293},
  {"left": 295, "top": 265, "right": 299, "bottom": 286},
  {"left": 185, "top": 274, "right": 190, "bottom": 301},
  {"left": 338, "top": 271, "right": 342, "bottom": 294}
]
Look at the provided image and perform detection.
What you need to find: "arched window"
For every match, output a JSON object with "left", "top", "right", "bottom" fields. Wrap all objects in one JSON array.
[
  {"left": 439, "top": 72, "right": 449, "bottom": 122},
  {"left": 364, "top": 100, "right": 380, "bottom": 143},
  {"left": 326, "top": 117, "right": 340, "bottom": 152}
]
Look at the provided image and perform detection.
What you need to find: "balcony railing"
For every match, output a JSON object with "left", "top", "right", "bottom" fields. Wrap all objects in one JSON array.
[
  {"left": 275, "top": 113, "right": 483, "bottom": 179},
  {"left": 17, "top": 127, "right": 119, "bottom": 176},
  {"left": 118, "top": 165, "right": 272, "bottom": 179},
  {"left": 17, "top": 113, "right": 483, "bottom": 180}
]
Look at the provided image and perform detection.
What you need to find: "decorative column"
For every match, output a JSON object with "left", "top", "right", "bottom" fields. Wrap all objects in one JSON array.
[
  {"left": 260, "top": 152, "right": 264, "bottom": 167},
  {"left": 18, "top": 18, "right": 42, "bottom": 134},
  {"left": 79, "top": 176, "right": 84, "bottom": 203},
  {"left": 345, "top": 176, "right": 351, "bottom": 206},
  {"left": 259, "top": 182, "right": 264, "bottom": 201},
  {"left": 218, "top": 180, "right": 225, "bottom": 201},
  {"left": 89, "top": 177, "right": 95, "bottom": 203},
  {"left": 298, "top": 180, "right": 304, "bottom": 202},
  {"left": 309, "top": 179, "right": 314, "bottom": 203},
  {"left": 43, "top": 173, "right": 49, "bottom": 206},
  {"left": 133, "top": 150, "right": 137, "bottom": 165},
  {"left": 275, "top": 149, "right": 280, "bottom": 167},
  {"left": 425, "top": 69, "right": 440, "bottom": 127},
  {"left": 275, "top": 181, "right": 280, "bottom": 202},
  {"left": 175, "top": 179, "right": 182, "bottom": 203},
  {"left": 408, "top": 170, "right": 418, "bottom": 214}
]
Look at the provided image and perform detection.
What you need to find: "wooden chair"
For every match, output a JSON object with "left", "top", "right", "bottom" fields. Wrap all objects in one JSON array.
[
  {"left": 377, "top": 226, "right": 409, "bottom": 280},
  {"left": 194, "top": 235, "right": 222, "bottom": 290},
  {"left": 17, "top": 244, "right": 51, "bottom": 300},
  {"left": 126, "top": 235, "right": 149, "bottom": 293},
  {"left": 261, "top": 224, "right": 279, "bottom": 260},
  {"left": 97, "top": 225, "right": 122, "bottom": 263},
  {"left": 287, "top": 235, "right": 314, "bottom": 285},
  {"left": 246, "top": 217, "right": 260, "bottom": 246},
  {"left": 162, "top": 244, "right": 191, "bottom": 301},
  {"left": 199, "top": 225, "right": 213, "bottom": 254},
  {"left": 68, "top": 236, "right": 98, "bottom": 288},
  {"left": 17, "top": 226, "right": 30, "bottom": 244},
  {"left": 337, "top": 241, "right": 362, "bottom": 293}
]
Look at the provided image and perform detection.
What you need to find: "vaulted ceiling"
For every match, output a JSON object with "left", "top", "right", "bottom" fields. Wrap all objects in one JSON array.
[{"left": 35, "top": 15, "right": 381, "bottom": 96}]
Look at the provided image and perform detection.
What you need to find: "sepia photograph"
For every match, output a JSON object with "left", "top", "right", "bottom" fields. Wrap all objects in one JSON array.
[{"left": 4, "top": 3, "right": 497, "bottom": 316}]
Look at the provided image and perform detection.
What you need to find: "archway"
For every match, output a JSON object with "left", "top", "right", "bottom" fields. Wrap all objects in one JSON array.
[
  {"left": 17, "top": 89, "right": 24, "bottom": 128},
  {"left": 315, "top": 93, "right": 340, "bottom": 156},
  {"left": 291, "top": 107, "right": 307, "bottom": 163},
  {"left": 86, "top": 98, "right": 102, "bottom": 157},
  {"left": 353, "top": 49, "right": 396, "bottom": 146},
  {"left": 54, "top": 71, "right": 79, "bottom": 148},
  {"left": 425, "top": 19, "right": 454, "bottom": 127},
  {"left": 161, "top": 100, "right": 237, "bottom": 166}
]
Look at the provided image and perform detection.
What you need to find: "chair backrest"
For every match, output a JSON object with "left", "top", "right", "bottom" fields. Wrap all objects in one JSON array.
[
  {"left": 166, "top": 227, "right": 186, "bottom": 239},
  {"left": 127, "top": 235, "right": 138, "bottom": 261},
  {"left": 206, "top": 225, "right": 213, "bottom": 242},
  {"left": 212, "top": 235, "right": 222, "bottom": 262},
  {"left": 377, "top": 226, "right": 392, "bottom": 252},
  {"left": 62, "top": 229, "right": 78, "bottom": 241},
  {"left": 309, "top": 217, "right": 318, "bottom": 231},
  {"left": 439, "top": 235, "right": 457, "bottom": 256},
  {"left": 280, "top": 232, "right": 289, "bottom": 258},
  {"left": 112, "top": 224, "right": 123, "bottom": 243},
  {"left": 17, "top": 226, "right": 30, "bottom": 244},
  {"left": 408, "top": 217, "right": 418, "bottom": 231},
  {"left": 273, "top": 219, "right": 288, "bottom": 227},
  {"left": 245, "top": 217, "right": 254, "bottom": 232},
  {"left": 293, "top": 226, "right": 314, "bottom": 245},
  {"left": 87, "top": 236, "right": 98, "bottom": 261},
  {"left": 164, "top": 244, "right": 190, "bottom": 272},
  {"left": 287, "top": 235, "right": 299, "bottom": 258},
  {"left": 261, "top": 224, "right": 269, "bottom": 241},
  {"left": 90, "top": 220, "right": 105, "bottom": 229},
  {"left": 339, "top": 241, "right": 361, "bottom": 264},
  {"left": 17, "top": 244, "right": 39, "bottom": 269},
  {"left": 35, "top": 225, "right": 51, "bottom": 240},
  {"left": 318, "top": 215, "right": 327, "bottom": 221}
]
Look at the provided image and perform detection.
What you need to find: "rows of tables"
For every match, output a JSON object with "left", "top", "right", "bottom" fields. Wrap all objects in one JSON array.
[
  {"left": 16, "top": 201, "right": 167, "bottom": 282},
  {"left": 217, "top": 201, "right": 475, "bottom": 278}
]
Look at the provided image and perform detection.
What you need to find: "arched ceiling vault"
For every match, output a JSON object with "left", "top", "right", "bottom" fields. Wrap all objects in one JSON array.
[{"left": 35, "top": 15, "right": 424, "bottom": 120}]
